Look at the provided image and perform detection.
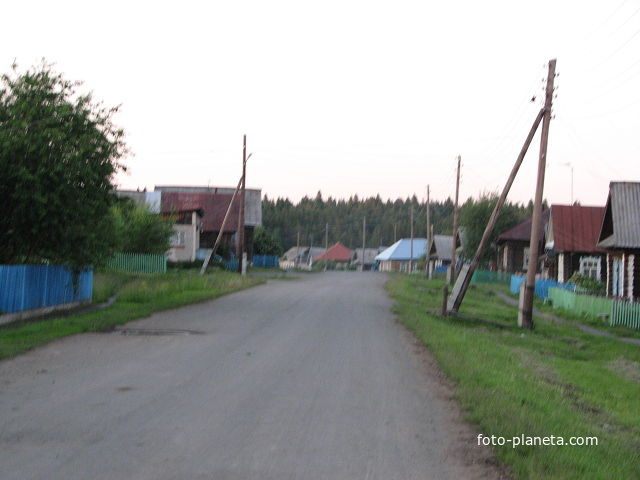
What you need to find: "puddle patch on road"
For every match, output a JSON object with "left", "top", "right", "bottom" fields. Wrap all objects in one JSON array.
[{"left": 113, "top": 328, "right": 204, "bottom": 336}]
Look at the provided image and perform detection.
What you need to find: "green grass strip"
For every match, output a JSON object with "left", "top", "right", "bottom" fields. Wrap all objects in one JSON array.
[{"left": 388, "top": 275, "right": 640, "bottom": 480}]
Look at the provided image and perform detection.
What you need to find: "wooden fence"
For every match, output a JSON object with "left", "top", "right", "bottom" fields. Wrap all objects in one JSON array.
[
  {"left": 107, "top": 253, "right": 167, "bottom": 274},
  {"left": 471, "top": 270, "right": 512, "bottom": 285},
  {"left": 611, "top": 300, "right": 640, "bottom": 330},
  {"left": 0, "top": 265, "right": 93, "bottom": 315},
  {"left": 252, "top": 255, "right": 280, "bottom": 268},
  {"left": 548, "top": 287, "right": 640, "bottom": 331}
]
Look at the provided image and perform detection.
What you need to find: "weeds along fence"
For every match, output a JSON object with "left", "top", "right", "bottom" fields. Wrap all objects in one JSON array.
[
  {"left": 107, "top": 253, "right": 167, "bottom": 274},
  {"left": 471, "top": 270, "right": 512, "bottom": 285},
  {"left": 0, "top": 265, "right": 93, "bottom": 315},
  {"left": 252, "top": 255, "right": 279, "bottom": 268},
  {"left": 548, "top": 287, "right": 640, "bottom": 330}
]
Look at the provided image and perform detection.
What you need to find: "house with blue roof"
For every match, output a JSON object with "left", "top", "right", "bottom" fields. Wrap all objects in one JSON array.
[{"left": 375, "top": 238, "right": 428, "bottom": 272}]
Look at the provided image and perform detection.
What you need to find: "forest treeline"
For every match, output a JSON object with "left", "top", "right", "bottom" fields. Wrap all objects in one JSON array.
[{"left": 262, "top": 191, "right": 537, "bottom": 262}]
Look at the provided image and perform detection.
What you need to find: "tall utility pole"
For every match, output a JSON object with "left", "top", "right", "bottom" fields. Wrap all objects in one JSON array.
[
  {"left": 296, "top": 230, "right": 300, "bottom": 268},
  {"left": 324, "top": 222, "right": 329, "bottom": 272},
  {"left": 361, "top": 216, "right": 366, "bottom": 272},
  {"left": 450, "top": 155, "right": 461, "bottom": 285},
  {"left": 393, "top": 224, "right": 397, "bottom": 244},
  {"left": 426, "top": 185, "right": 431, "bottom": 276},
  {"left": 520, "top": 59, "right": 557, "bottom": 329},
  {"left": 426, "top": 185, "right": 431, "bottom": 241},
  {"left": 237, "top": 135, "right": 247, "bottom": 274},
  {"left": 409, "top": 204, "right": 414, "bottom": 274}
]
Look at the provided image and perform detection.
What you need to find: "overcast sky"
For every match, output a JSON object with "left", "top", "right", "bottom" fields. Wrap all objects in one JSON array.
[{"left": 3, "top": 0, "right": 640, "bottom": 206}]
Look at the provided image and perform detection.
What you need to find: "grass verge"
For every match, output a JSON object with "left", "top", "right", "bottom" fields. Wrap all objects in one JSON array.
[
  {"left": 0, "top": 271, "right": 265, "bottom": 361},
  {"left": 388, "top": 275, "right": 640, "bottom": 480}
]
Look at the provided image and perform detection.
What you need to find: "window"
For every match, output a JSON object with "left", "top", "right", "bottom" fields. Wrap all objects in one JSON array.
[
  {"left": 523, "top": 247, "right": 530, "bottom": 270},
  {"left": 579, "top": 256, "right": 601, "bottom": 280},
  {"left": 171, "top": 231, "right": 186, "bottom": 247}
]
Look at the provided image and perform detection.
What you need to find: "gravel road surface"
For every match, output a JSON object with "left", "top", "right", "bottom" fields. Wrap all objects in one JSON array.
[{"left": 0, "top": 272, "right": 502, "bottom": 479}]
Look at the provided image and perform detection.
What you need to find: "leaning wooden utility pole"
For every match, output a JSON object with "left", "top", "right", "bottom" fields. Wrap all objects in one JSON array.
[
  {"left": 200, "top": 175, "right": 243, "bottom": 274},
  {"left": 446, "top": 108, "right": 545, "bottom": 312},
  {"left": 237, "top": 135, "right": 247, "bottom": 275},
  {"left": 361, "top": 216, "right": 366, "bottom": 271},
  {"left": 519, "top": 59, "right": 556, "bottom": 329},
  {"left": 450, "top": 155, "right": 461, "bottom": 285}
]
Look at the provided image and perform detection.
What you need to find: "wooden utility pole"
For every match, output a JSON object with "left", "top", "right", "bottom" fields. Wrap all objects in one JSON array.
[
  {"left": 409, "top": 204, "right": 414, "bottom": 274},
  {"left": 393, "top": 224, "right": 397, "bottom": 244},
  {"left": 324, "top": 222, "right": 329, "bottom": 272},
  {"left": 426, "top": 185, "right": 431, "bottom": 275},
  {"left": 450, "top": 155, "right": 461, "bottom": 285},
  {"left": 237, "top": 135, "right": 247, "bottom": 274},
  {"left": 200, "top": 175, "right": 243, "bottom": 274},
  {"left": 520, "top": 59, "right": 556, "bottom": 329},
  {"left": 426, "top": 185, "right": 431, "bottom": 242},
  {"left": 296, "top": 230, "right": 300, "bottom": 268},
  {"left": 446, "top": 108, "right": 545, "bottom": 312},
  {"left": 361, "top": 216, "right": 366, "bottom": 271}
]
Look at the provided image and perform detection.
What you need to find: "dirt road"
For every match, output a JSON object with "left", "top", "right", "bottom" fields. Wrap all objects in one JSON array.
[{"left": 0, "top": 272, "right": 502, "bottom": 479}]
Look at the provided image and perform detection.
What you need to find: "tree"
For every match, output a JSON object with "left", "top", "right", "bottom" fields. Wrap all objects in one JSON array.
[
  {"left": 459, "top": 193, "right": 527, "bottom": 266},
  {"left": 253, "top": 226, "right": 283, "bottom": 255},
  {"left": 112, "top": 198, "right": 174, "bottom": 255},
  {"left": 0, "top": 62, "right": 127, "bottom": 266}
]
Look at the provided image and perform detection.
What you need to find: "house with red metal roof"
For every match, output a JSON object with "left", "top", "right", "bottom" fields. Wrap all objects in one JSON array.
[
  {"left": 157, "top": 185, "right": 262, "bottom": 260},
  {"left": 313, "top": 242, "right": 354, "bottom": 268},
  {"left": 597, "top": 182, "right": 640, "bottom": 301},
  {"left": 544, "top": 204, "right": 606, "bottom": 283},
  {"left": 497, "top": 210, "right": 550, "bottom": 274}
]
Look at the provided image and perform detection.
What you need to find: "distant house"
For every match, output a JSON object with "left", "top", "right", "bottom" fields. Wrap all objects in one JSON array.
[
  {"left": 157, "top": 185, "right": 262, "bottom": 260},
  {"left": 165, "top": 208, "right": 203, "bottom": 262},
  {"left": 428, "top": 234, "right": 460, "bottom": 269},
  {"left": 375, "top": 238, "right": 428, "bottom": 272},
  {"left": 597, "top": 182, "right": 640, "bottom": 301},
  {"left": 314, "top": 242, "right": 354, "bottom": 268},
  {"left": 116, "top": 186, "right": 262, "bottom": 261},
  {"left": 352, "top": 247, "right": 386, "bottom": 271},
  {"left": 544, "top": 204, "right": 606, "bottom": 283},
  {"left": 280, "top": 246, "right": 326, "bottom": 270},
  {"left": 496, "top": 210, "right": 550, "bottom": 274}
]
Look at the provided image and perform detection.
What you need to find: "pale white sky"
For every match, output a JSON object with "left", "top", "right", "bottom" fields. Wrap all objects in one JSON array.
[{"left": 3, "top": 0, "right": 640, "bottom": 206}]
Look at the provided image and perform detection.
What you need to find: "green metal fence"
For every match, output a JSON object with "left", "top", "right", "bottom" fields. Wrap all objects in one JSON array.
[
  {"left": 107, "top": 253, "right": 167, "bottom": 274},
  {"left": 611, "top": 301, "right": 640, "bottom": 330},
  {"left": 471, "top": 269, "right": 512, "bottom": 285}
]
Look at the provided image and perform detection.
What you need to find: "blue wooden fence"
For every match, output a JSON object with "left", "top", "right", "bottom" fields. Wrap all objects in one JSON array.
[
  {"left": 252, "top": 255, "right": 280, "bottom": 268},
  {"left": 0, "top": 265, "right": 93, "bottom": 315},
  {"left": 510, "top": 275, "right": 575, "bottom": 300}
]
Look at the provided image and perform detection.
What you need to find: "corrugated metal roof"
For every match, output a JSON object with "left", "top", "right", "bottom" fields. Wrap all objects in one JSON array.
[
  {"left": 550, "top": 204, "right": 606, "bottom": 253},
  {"left": 597, "top": 182, "right": 640, "bottom": 249},
  {"left": 156, "top": 185, "right": 262, "bottom": 226},
  {"left": 314, "top": 242, "right": 353, "bottom": 261},
  {"left": 497, "top": 210, "right": 550, "bottom": 243},
  {"left": 161, "top": 192, "right": 241, "bottom": 233},
  {"left": 375, "top": 238, "right": 428, "bottom": 261},
  {"left": 429, "top": 235, "right": 458, "bottom": 261}
]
